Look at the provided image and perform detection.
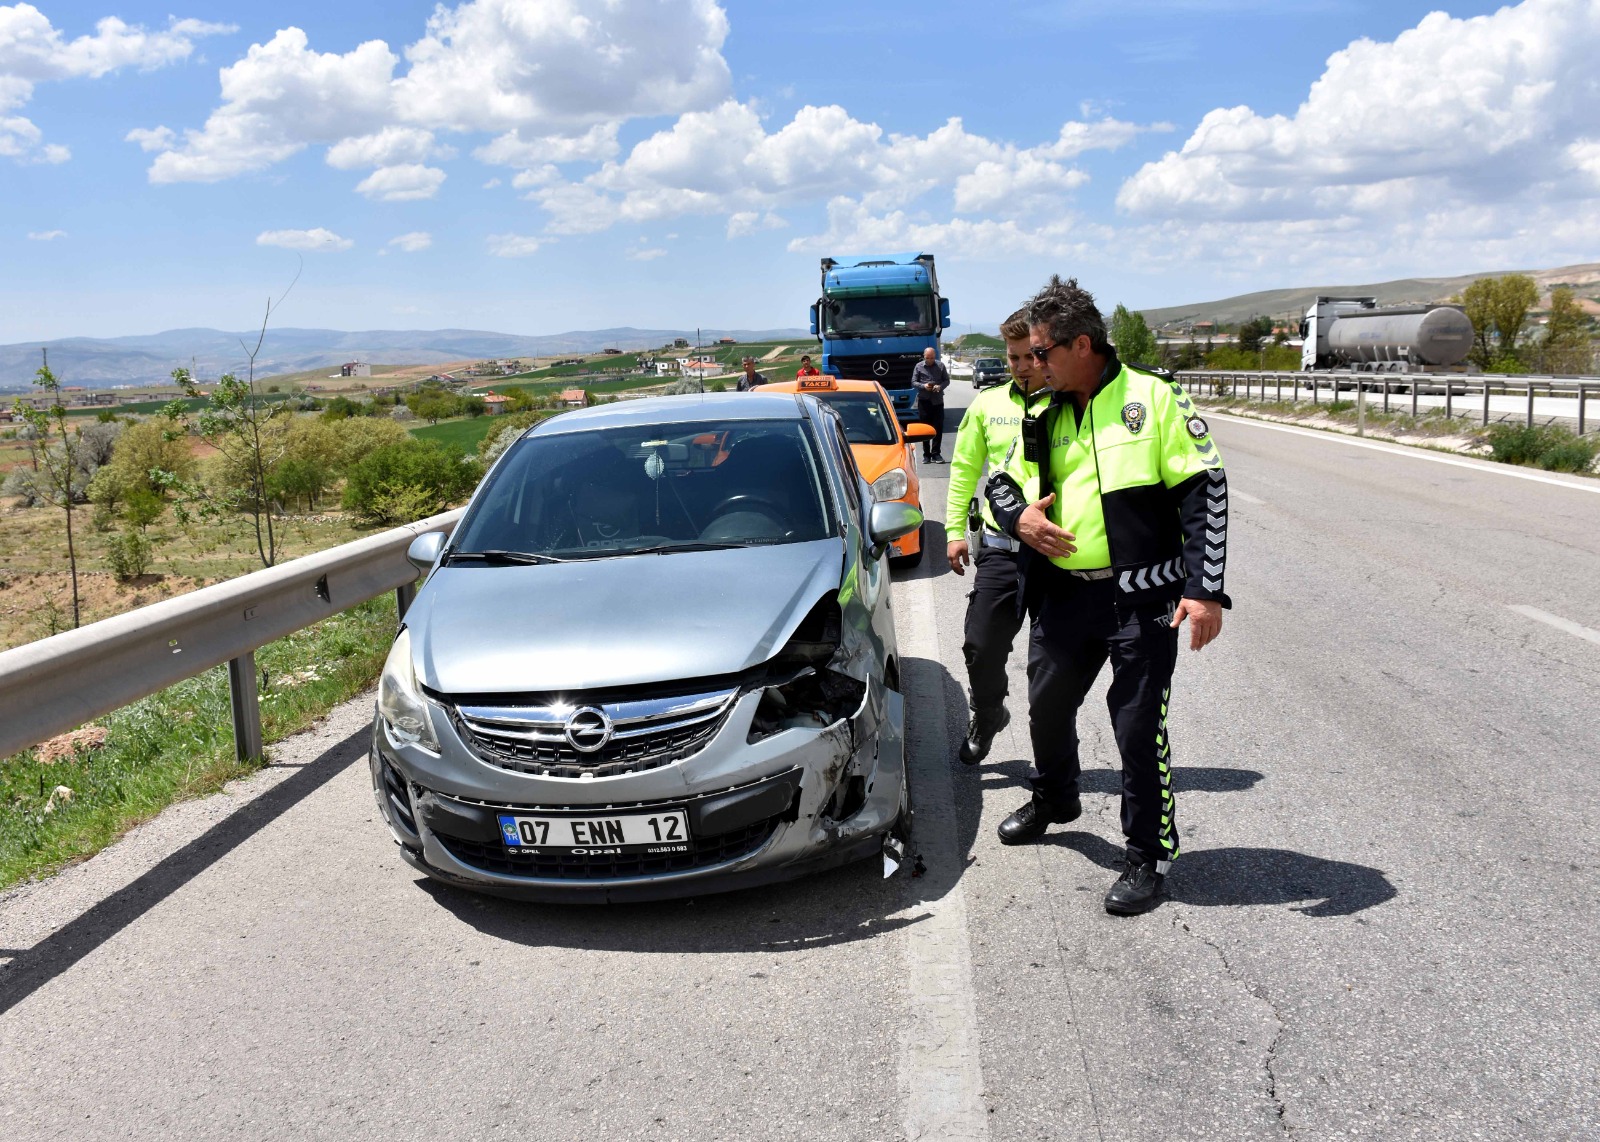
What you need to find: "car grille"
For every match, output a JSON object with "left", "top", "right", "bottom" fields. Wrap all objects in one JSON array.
[
  {"left": 451, "top": 687, "right": 738, "bottom": 779},
  {"left": 434, "top": 817, "right": 780, "bottom": 880},
  {"left": 832, "top": 352, "right": 923, "bottom": 390}
]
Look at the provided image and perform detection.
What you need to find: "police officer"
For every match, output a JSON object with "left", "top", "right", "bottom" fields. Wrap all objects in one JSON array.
[
  {"left": 985, "top": 276, "right": 1231, "bottom": 915},
  {"left": 945, "top": 309, "right": 1054, "bottom": 764}
]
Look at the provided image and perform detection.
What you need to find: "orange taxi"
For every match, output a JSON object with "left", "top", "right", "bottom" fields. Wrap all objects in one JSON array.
[{"left": 756, "top": 374, "right": 936, "bottom": 567}]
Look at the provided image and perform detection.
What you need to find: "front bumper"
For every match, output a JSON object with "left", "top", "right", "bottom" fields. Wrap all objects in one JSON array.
[{"left": 370, "top": 680, "right": 906, "bottom": 902}]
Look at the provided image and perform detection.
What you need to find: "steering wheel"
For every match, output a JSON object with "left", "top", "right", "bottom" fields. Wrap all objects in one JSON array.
[{"left": 710, "top": 493, "right": 792, "bottom": 525}]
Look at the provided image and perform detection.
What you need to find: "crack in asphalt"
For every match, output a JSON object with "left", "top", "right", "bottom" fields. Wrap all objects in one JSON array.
[
  {"left": 1169, "top": 911, "right": 1291, "bottom": 1134},
  {"left": 1035, "top": 847, "right": 1108, "bottom": 1142}
]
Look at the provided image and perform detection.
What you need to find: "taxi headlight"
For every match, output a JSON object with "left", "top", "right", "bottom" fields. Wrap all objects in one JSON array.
[
  {"left": 870, "top": 468, "right": 909, "bottom": 501},
  {"left": 378, "top": 628, "right": 439, "bottom": 752}
]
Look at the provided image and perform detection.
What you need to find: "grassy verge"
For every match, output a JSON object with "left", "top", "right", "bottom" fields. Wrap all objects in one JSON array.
[
  {"left": 0, "top": 594, "right": 397, "bottom": 890},
  {"left": 409, "top": 416, "right": 498, "bottom": 451}
]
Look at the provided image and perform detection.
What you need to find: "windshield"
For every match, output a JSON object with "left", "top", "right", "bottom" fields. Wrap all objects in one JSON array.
[
  {"left": 452, "top": 418, "right": 835, "bottom": 558},
  {"left": 811, "top": 391, "right": 897, "bottom": 445},
  {"left": 823, "top": 293, "right": 935, "bottom": 339},
  {"left": 975, "top": 358, "right": 1004, "bottom": 369}
]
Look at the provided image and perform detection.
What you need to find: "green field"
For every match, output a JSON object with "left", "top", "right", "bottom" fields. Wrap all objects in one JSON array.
[{"left": 409, "top": 416, "right": 498, "bottom": 451}]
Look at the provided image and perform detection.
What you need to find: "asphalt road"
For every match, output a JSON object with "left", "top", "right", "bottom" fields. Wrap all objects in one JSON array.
[{"left": 3, "top": 391, "right": 1598, "bottom": 1140}]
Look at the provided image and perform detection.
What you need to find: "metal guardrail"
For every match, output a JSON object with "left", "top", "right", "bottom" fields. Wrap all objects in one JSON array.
[
  {"left": 1177, "top": 371, "right": 1596, "bottom": 435},
  {"left": 0, "top": 509, "right": 463, "bottom": 763}
]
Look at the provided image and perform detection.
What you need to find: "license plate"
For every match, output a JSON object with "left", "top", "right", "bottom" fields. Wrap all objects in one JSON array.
[{"left": 496, "top": 810, "right": 692, "bottom": 855}]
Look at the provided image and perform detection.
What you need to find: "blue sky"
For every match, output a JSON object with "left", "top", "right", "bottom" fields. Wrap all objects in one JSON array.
[{"left": 3, "top": 0, "right": 1596, "bottom": 341}]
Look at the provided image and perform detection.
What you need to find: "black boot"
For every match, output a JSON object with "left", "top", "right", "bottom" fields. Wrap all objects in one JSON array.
[
  {"left": 958, "top": 706, "right": 1009, "bottom": 765},
  {"left": 997, "top": 793, "right": 1082, "bottom": 845},
  {"left": 1104, "top": 858, "right": 1166, "bottom": 915}
]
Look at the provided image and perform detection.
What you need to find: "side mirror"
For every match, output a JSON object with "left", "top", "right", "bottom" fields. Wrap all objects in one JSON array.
[
  {"left": 809, "top": 304, "right": 819, "bottom": 336},
  {"left": 407, "top": 531, "right": 446, "bottom": 573},
  {"left": 903, "top": 422, "right": 936, "bottom": 440},
  {"left": 939, "top": 298, "right": 952, "bottom": 329},
  {"left": 867, "top": 500, "right": 923, "bottom": 558}
]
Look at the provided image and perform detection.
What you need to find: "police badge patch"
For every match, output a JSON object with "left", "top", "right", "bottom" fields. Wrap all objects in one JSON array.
[
  {"left": 1186, "top": 415, "right": 1210, "bottom": 439},
  {"left": 1121, "top": 402, "right": 1147, "bottom": 435}
]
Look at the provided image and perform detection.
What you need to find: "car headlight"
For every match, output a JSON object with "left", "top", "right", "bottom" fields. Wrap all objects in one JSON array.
[
  {"left": 871, "top": 467, "right": 909, "bottom": 501},
  {"left": 378, "top": 628, "right": 439, "bottom": 751}
]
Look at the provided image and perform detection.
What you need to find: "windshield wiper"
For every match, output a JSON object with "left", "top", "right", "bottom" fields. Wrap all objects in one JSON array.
[{"left": 447, "top": 548, "right": 567, "bottom": 565}]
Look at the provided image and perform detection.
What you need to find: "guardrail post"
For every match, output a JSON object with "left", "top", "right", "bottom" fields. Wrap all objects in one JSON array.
[
  {"left": 1411, "top": 382, "right": 1418, "bottom": 420},
  {"left": 1526, "top": 382, "right": 1535, "bottom": 428},
  {"left": 1580, "top": 386, "right": 1588, "bottom": 435},
  {"left": 1357, "top": 382, "right": 1366, "bottom": 436},
  {"left": 1445, "top": 382, "right": 1453, "bottom": 422},
  {"left": 1480, "top": 381, "right": 1488, "bottom": 426},
  {"left": 1313, "top": 377, "right": 1320, "bottom": 406},
  {"left": 1275, "top": 374, "right": 1282, "bottom": 402},
  {"left": 396, "top": 579, "right": 417, "bottom": 620},
  {"left": 1382, "top": 379, "right": 1390, "bottom": 414},
  {"left": 228, "top": 651, "right": 263, "bottom": 763}
]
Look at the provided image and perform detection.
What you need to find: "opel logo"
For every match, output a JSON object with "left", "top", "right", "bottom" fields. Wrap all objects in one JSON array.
[
  {"left": 564, "top": 707, "right": 613, "bottom": 753},
  {"left": 872, "top": 359, "right": 890, "bottom": 377}
]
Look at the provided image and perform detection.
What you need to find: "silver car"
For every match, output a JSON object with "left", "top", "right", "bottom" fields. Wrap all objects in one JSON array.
[{"left": 369, "top": 392, "right": 923, "bottom": 901}]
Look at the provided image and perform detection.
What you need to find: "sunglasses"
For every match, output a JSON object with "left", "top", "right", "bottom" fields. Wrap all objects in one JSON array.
[{"left": 1028, "top": 343, "right": 1059, "bottom": 362}]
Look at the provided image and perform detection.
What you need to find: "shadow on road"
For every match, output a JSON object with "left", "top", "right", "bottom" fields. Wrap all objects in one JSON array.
[
  {"left": 893, "top": 520, "right": 950, "bottom": 583},
  {"left": 0, "top": 724, "right": 368, "bottom": 1017},
  {"left": 1048, "top": 830, "right": 1398, "bottom": 918},
  {"left": 420, "top": 654, "right": 978, "bottom": 955},
  {"left": 976, "top": 762, "right": 1265, "bottom": 796}
]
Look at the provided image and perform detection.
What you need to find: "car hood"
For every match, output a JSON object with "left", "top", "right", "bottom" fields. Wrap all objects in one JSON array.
[
  {"left": 850, "top": 441, "right": 912, "bottom": 483},
  {"left": 407, "top": 539, "right": 846, "bottom": 695}
]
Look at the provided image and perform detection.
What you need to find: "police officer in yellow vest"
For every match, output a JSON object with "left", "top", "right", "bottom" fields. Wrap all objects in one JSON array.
[
  {"left": 985, "top": 276, "right": 1230, "bottom": 915},
  {"left": 946, "top": 310, "right": 1054, "bottom": 763}
]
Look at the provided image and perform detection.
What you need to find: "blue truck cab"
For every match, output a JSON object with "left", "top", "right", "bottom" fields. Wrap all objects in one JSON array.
[{"left": 809, "top": 253, "right": 952, "bottom": 422}]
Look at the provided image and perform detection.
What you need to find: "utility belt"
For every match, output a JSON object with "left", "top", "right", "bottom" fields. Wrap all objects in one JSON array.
[{"left": 979, "top": 528, "right": 1019, "bottom": 553}]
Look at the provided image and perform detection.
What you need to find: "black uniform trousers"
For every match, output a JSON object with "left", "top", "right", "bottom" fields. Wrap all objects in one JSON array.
[
  {"left": 917, "top": 401, "right": 946, "bottom": 459},
  {"left": 963, "top": 544, "right": 1023, "bottom": 713},
  {"left": 1025, "top": 563, "right": 1181, "bottom": 868}
]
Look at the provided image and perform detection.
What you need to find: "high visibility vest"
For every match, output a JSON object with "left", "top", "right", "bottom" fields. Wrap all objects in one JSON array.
[{"left": 946, "top": 381, "right": 1054, "bottom": 531}]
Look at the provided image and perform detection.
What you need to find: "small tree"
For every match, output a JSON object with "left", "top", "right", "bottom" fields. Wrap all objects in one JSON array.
[
  {"left": 13, "top": 356, "right": 86, "bottom": 628},
  {"left": 1539, "top": 287, "right": 1593, "bottom": 375},
  {"left": 160, "top": 298, "right": 294, "bottom": 567},
  {"left": 1457, "top": 274, "right": 1540, "bottom": 369},
  {"left": 1110, "top": 304, "right": 1159, "bottom": 366}
]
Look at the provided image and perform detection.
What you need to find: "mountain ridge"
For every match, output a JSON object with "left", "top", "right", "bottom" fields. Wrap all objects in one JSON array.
[{"left": 0, "top": 326, "right": 813, "bottom": 390}]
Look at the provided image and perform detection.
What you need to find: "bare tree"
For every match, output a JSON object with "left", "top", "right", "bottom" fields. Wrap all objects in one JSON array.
[{"left": 12, "top": 352, "right": 87, "bottom": 628}]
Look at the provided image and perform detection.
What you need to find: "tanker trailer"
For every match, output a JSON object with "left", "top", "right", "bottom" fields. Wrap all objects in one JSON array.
[{"left": 1300, "top": 296, "right": 1474, "bottom": 372}]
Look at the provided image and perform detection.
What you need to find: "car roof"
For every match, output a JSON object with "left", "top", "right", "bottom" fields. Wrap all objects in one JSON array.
[{"left": 527, "top": 392, "right": 804, "bottom": 436}]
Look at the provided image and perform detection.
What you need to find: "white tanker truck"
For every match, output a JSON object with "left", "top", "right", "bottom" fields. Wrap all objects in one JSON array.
[{"left": 1300, "top": 296, "right": 1474, "bottom": 373}]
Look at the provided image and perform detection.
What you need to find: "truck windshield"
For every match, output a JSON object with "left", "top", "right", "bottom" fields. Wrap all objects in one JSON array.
[
  {"left": 824, "top": 294, "right": 935, "bottom": 339},
  {"left": 453, "top": 419, "right": 835, "bottom": 558}
]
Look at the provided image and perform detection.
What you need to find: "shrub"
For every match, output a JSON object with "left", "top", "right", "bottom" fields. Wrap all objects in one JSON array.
[
  {"left": 342, "top": 439, "right": 483, "bottom": 524},
  {"left": 106, "top": 529, "right": 153, "bottom": 581},
  {"left": 1484, "top": 423, "right": 1600, "bottom": 473},
  {"left": 1327, "top": 399, "right": 1355, "bottom": 414},
  {"left": 123, "top": 487, "right": 164, "bottom": 530}
]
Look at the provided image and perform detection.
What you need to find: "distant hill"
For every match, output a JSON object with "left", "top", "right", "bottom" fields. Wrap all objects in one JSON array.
[
  {"left": 0, "top": 326, "right": 812, "bottom": 390},
  {"left": 1139, "top": 262, "right": 1600, "bottom": 328}
]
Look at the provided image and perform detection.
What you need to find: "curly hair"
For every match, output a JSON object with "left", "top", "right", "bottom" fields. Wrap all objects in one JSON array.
[
  {"left": 1000, "top": 307, "right": 1030, "bottom": 341},
  {"left": 1026, "top": 275, "right": 1110, "bottom": 355}
]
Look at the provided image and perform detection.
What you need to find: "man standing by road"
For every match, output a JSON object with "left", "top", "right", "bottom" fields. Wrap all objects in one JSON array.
[
  {"left": 910, "top": 346, "right": 950, "bottom": 462},
  {"left": 945, "top": 310, "right": 1054, "bottom": 764},
  {"left": 985, "top": 276, "right": 1231, "bottom": 915},
  {"left": 796, "top": 355, "right": 821, "bottom": 378},
  {"left": 736, "top": 356, "right": 768, "bottom": 392}
]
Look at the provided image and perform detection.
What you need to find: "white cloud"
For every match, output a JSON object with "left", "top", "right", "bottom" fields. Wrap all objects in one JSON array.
[
  {"left": 0, "top": 7, "right": 231, "bottom": 163},
  {"left": 1119, "top": 0, "right": 1600, "bottom": 223},
  {"left": 354, "top": 163, "right": 446, "bottom": 201},
  {"left": 486, "top": 232, "right": 541, "bottom": 257},
  {"left": 136, "top": 0, "right": 729, "bottom": 183},
  {"left": 326, "top": 126, "right": 448, "bottom": 169},
  {"left": 726, "top": 210, "right": 785, "bottom": 238},
  {"left": 627, "top": 246, "right": 667, "bottom": 261},
  {"left": 530, "top": 101, "right": 1150, "bottom": 235},
  {"left": 255, "top": 227, "right": 353, "bottom": 251},
  {"left": 386, "top": 231, "right": 432, "bottom": 252},
  {"left": 125, "top": 125, "right": 175, "bottom": 152},
  {"left": 26, "top": 228, "right": 64, "bottom": 240},
  {"left": 482, "top": 177, "right": 501, "bottom": 189},
  {"left": 788, "top": 197, "right": 1110, "bottom": 262}
]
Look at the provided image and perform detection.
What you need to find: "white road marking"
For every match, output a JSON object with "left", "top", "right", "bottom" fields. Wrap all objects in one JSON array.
[
  {"left": 1208, "top": 412, "right": 1600, "bottom": 495},
  {"left": 1508, "top": 605, "right": 1600, "bottom": 647},
  {"left": 896, "top": 569, "right": 990, "bottom": 1142},
  {"left": 1231, "top": 488, "right": 1265, "bottom": 505}
]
